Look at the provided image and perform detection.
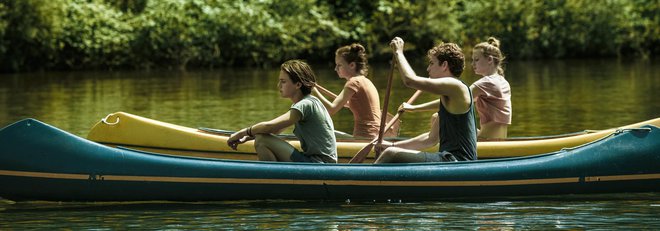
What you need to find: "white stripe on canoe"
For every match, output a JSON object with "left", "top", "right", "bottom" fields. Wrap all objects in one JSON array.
[{"left": 1, "top": 170, "right": 659, "bottom": 187}]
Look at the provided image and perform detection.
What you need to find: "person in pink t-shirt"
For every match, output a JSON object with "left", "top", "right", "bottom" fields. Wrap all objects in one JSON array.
[
  {"left": 470, "top": 37, "right": 511, "bottom": 138},
  {"left": 399, "top": 37, "right": 511, "bottom": 139},
  {"left": 313, "top": 43, "right": 382, "bottom": 139}
]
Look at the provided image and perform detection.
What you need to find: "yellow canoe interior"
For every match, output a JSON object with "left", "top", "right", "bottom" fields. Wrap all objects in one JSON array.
[{"left": 87, "top": 112, "right": 660, "bottom": 162}]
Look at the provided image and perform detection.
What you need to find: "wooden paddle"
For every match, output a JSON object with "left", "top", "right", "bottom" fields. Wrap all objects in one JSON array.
[
  {"left": 348, "top": 90, "right": 423, "bottom": 163},
  {"left": 348, "top": 55, "right": 420, "bottom": 163},
  {"left": 349, "top": 54, "right": 396, "bottom": 163},
  {"left": 315, "top": 80, "right": 401, "bottom": 137},
  {"left": 375, "top": 55, "right": 396, "bottom": 154}
]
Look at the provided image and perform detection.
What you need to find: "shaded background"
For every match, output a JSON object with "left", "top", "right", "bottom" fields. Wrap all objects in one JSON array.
[{"left": 1, "top": 0, "right": 658, "bottom": 72}]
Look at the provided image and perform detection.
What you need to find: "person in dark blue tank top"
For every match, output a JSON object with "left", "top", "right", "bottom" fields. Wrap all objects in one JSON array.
[{"left": 374, "top": 37, "right": 478, "bottom": 163}]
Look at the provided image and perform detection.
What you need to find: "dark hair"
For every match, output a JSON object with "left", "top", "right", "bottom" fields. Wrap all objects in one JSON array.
[
  {"left": 474, "top": 37, "right": 506, "bottom": 76},
  {"left": 335, "top": 43, "right": 369, "bottom": 76},
  {"left": 281, "top": 60, "right": 317, "bottom": 95},
  {"left": 427, "top": 43, "right": 465, "bottom": 77}
]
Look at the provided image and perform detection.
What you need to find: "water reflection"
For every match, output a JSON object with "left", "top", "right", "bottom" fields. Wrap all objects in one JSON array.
[
  {"left": 1, "top": 59, "right": 658, "bottom": 138},
  {"left": 1, "top": 59, "right": 659, "bottom": 228},
  {"left": 2, "top": 195, "right": 660, "bottom": 229}
]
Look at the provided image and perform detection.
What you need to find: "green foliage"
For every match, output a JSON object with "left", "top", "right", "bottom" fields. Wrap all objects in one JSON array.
[
  {"left": 57, "top": 0, "right": 134, "bottom": 69},
  {"left": 0, "top": 0, "right": 65, "bottom": 72},
  {"left": 131, "top": 0, "right": 347, "bottom": 69},
  {"left": 620, "top": 0, "right": 660, "bottom": 57},
  {"left": 321, "top": 0, "right": 462, "bottom": 60},
  {"left": 365, "top": 0, "right": 462, "bottom": 58},
  {"left": 528, "top": 0, "right": 631, "bottom": 58},
  {"left": 460, "top": 0, "right": 640, "bottom": 58},
  {"left": 104, "top": 0, "right": 148, "bottom": 14},
  {"left": 0, "top": 0, "right": 658, "bottom": 72}
]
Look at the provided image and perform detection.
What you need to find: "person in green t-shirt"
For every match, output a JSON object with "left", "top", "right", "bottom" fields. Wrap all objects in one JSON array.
[{"left": 227, "top": 60, "right": 338, "bottom": 163}]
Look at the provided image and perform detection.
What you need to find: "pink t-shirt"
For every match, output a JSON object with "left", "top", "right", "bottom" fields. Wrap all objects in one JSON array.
[
  {"left": 471, "top": 74, "right": 512, "bottom": 125},
  {"left": 345, "top": 76, "right": 381, "bottom": 138}
]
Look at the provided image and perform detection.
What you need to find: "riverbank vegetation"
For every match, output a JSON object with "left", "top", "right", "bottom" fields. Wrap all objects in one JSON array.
[{"left": 1, "top": 0, "right": 658, "bottom": 72}]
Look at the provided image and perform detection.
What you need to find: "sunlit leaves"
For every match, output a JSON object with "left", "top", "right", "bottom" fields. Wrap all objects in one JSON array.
[{"left": 0, "top": 0, "right": 657, "bottom": 72}]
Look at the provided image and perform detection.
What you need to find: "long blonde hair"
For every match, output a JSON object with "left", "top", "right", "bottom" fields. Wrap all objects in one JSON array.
[{"left": 474, "top": 37, "right": 505, "bottom": 76}]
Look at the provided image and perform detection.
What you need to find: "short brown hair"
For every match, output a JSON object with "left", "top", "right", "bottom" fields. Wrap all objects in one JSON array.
[{"left": 427, "top": 43, "right": 465, "bottom": 77}]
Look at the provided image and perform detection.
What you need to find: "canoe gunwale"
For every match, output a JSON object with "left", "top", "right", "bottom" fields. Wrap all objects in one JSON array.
[
  {"left": 2, "top": 118, "right": 660, "bottom": 202},
  {"left": 85, "top": 112, "right": 660, "bottom": 159}
]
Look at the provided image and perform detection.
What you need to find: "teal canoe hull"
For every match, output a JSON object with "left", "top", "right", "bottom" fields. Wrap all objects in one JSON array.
[{"left": 1, "top": 118, "right": 659, "bottom": 202}]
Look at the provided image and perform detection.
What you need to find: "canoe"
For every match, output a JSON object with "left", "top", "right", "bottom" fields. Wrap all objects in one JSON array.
[
  {"left": 86, "top": 112, "right": 660, "bottom": 161},
  {"left": 1, "top": 118, "right": 659, "bottom": 202}
]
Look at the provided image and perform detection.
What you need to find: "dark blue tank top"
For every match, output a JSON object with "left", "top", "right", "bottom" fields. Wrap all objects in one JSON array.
[{"left": 438, "top": 82, "right": 478, "bottom": 161}]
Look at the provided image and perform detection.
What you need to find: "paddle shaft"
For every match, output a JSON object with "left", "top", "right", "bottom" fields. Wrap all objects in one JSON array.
[
  {"left": 348, "top": 90, "right": 423, "bottom": 163},
  {"left": 348, "top": 55, "right": 396, "bottom": 163},
  {"left": 315, "top": 84, "right": 338, "bottom": 98},
  {"left": 375, "top": 56, "right": 396, "bottom": 151}
]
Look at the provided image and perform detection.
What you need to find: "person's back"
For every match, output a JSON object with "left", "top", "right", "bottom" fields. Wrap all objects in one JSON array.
[
  {"left": 470, "top": 37, "right": 511, "bottom": 139},
  {"left": 292, "top": 94, "right": 337, "bottom": 162},
  {"left": 438, "top": 84, "right": 478, "bottom": 161},
  {"left": 313, "top": 43, "right": 382, "bottom": 139},
  {"left": 345, "top": 75, "right": 381, "bottom": 138}
]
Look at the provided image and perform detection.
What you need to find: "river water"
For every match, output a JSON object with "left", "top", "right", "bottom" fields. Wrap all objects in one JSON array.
[{"left": 1, "top": 59, "right": 659, "bottom": 229}]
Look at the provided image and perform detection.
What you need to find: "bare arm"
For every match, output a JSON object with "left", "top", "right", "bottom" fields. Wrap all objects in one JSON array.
[
  {"left": 252, "top": 109, "right": 301, "bottom": 134},
  {"left": 469, "top": 84, "right": 484, "bottom": 101},
  {"left": 378, "top": 113, "right": 439, "bottom": 151},
  {"left": 400, "top": 99, "right": 441, "bottom": 112},
  {"left": 315, "top": 84, "right": 337, "bottom": 98},
  {"left": 469, "top": 84, "right": 483, "bottom": 136},
  {"left": 390, "top": 37, "right": 468, "bottom": 101},
  {"left": 313, "top": 87, "right": 334, "bottom": 112},
  {"left": 227, "top": 109, "right": 301, "bottom": 150},
  {"left": 313, "top": 85, "right": 355, "bottom": 116},
  {"left": 390, "top": 37, "right": 472, "bottom": 114},
  {"left": 394, "top": 52, "right": 466, "bottom": 98}
]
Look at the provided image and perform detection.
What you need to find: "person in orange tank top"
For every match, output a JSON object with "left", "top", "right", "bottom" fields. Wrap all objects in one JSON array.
[{"left": 313, "top": 43, "right": 382, "bottom": 139}]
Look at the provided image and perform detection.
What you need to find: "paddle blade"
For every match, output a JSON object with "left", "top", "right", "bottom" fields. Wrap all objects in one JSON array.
[
  {"left": 198, "top": 127, "right": 231, "bottom": 135},
  {"left": 348, "top": 142, "right": 374, "bottom": 163}
]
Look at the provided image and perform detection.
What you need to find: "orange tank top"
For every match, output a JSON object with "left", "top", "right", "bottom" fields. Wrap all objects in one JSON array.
[{"left": 345, "top": 76, "right": 381, "bottom": 138}]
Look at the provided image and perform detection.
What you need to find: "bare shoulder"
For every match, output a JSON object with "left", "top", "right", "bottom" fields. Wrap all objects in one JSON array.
[
  {"left": 436, "top": 77, "right": 469, "bottom": 97},
  {"left": 438, "top": 78, "right": 471, "bottom": 114}
]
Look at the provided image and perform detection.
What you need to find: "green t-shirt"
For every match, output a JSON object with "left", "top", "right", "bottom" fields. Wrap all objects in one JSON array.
[{"left": 291, "top": 95, "right": 337, "bottom": 162}]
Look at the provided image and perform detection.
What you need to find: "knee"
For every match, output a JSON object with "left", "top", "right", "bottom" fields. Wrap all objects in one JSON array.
[
  {"left": 380, "top": 148, "right": 395, "bottom": 158},
  {"left": 382, "top": 147, "right": 406, "bottom": 157},
  {"left": 253, "top": 134, "right": 270, "bottom": 149},
  {"left": 375, "top": 148, "right": 396, "bottom": 163}
]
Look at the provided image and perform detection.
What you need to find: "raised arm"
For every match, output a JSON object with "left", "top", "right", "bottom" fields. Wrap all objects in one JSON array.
[
  {"left": 390, "top": 37, "right": 467, "bottom": 99},
  {"left": 390, "top": 38, "right": 425, "bottom": 89}
]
